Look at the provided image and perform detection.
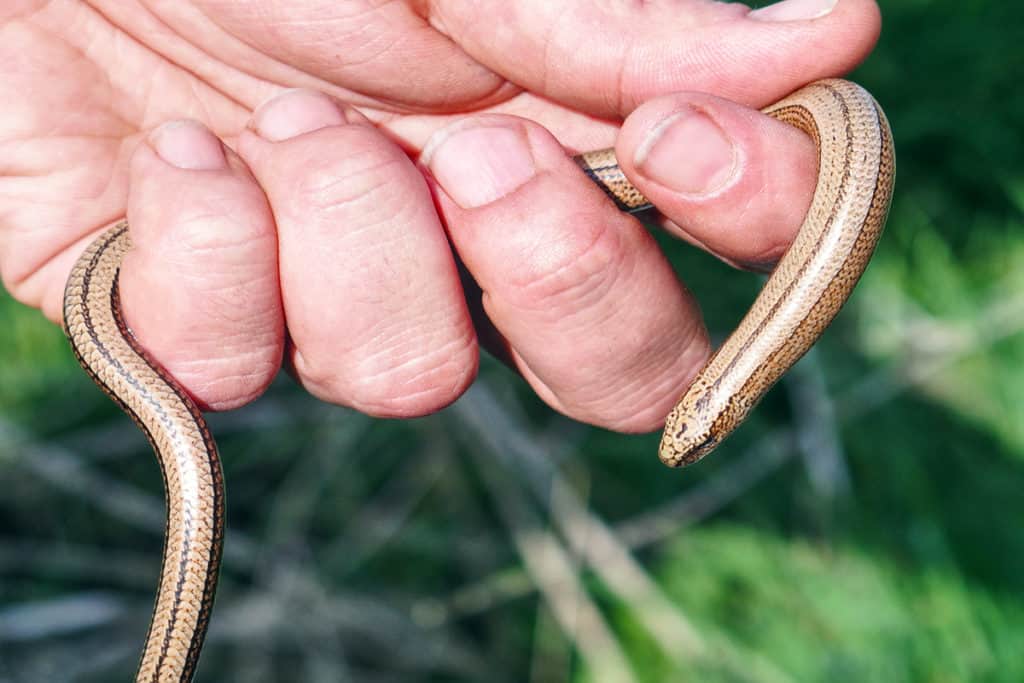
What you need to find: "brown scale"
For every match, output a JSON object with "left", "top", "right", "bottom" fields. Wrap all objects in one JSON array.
[
  {"left": 61, "top": 79, "right": 894, "bottom": 680},
  {"left": 572, "top": 80, "right": 895, "bottom": 467},
  {"left": 63, "top": 222, "right": 224, "bottom": 683}
]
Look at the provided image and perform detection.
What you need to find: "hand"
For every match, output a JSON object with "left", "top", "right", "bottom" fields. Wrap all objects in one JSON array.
[{"left": 0, "top": 0, "right": 880, "bottom": 430}]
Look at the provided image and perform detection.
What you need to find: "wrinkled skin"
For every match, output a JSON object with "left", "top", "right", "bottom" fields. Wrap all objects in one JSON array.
[{"left": 0, "top": 0, "right": 880, "bottom": 431}]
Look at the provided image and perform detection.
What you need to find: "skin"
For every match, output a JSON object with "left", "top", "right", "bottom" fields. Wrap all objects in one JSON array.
[{"left": 0, "top": 0, "right": 881, "bottom": 432}]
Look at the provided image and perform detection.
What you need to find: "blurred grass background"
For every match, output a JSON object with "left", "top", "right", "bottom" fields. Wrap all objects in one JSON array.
[{"left": 2, "top": 1, "right": 1023, "bottom": 681}]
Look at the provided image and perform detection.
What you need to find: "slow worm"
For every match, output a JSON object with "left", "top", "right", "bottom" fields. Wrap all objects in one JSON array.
[
  {"left": 577, "top": 78, "right": 894, "bottom": 465},
  {"left": 63, "top": 221, "right": 223, "bottom": 682},
  {"left": 62, "top": 78, "right": 893, "bottom": 681}
]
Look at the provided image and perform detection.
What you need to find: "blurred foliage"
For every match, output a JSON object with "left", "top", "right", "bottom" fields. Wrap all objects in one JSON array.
[{"left": 1, "top": 1, "right": 1023, "bottom": 682}]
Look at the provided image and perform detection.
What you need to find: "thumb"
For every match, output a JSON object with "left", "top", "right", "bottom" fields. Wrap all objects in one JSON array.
[{"left": 433, "top": 0, "right": 881, "bottom": 116}]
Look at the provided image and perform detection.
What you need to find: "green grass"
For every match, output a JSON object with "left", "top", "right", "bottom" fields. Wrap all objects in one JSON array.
[{"left": 2, "top": 1, "right": 1022, "bottom": 681}]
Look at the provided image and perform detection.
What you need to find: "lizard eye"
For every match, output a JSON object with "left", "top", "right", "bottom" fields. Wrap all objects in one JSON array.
[{"left": 693, "top": 435, "right": 717, "bottom": 455}]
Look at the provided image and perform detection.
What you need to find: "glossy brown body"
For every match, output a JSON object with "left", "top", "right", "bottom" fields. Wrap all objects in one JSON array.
[
  {"left": 576, "top": 79, "right": 895, "bottom": 466},
  {"left": 63, "top": 222, "right": 224, "bottom": 683},
  {"left": 61, "top": 79, "right": 893, "bottom": 681}
]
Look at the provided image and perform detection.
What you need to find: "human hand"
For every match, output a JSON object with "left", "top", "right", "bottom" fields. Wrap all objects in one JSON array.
[{"left": 0, "top": 0, "right": 880, "bottom": 430}]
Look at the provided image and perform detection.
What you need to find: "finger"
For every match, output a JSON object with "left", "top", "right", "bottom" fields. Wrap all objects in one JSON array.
[
  {"left": 191, "top": 0, "right": 512, "bottom": 111},
  {"left": 432, "top": 0, "right": 881, "bottom": 116},
  {"left": 423, "top": 116, "right": 710, "bottom": 432},
  {"left": 614, "top": 91, "right": 818, "bottom": 270},
  {"left": 236, "top": 89, "right": 477, "bottom": 417},
  {"left": 119, "top": 120, "right": 284, "bottom": 410}
]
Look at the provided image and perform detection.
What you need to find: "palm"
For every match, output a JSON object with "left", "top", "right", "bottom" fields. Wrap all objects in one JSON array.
[
  {"left": 2, "top": 0, "right": 878, "bottom": 357},
  {"left": 2, "top": 1, "right": 630, "bottom": 320}
]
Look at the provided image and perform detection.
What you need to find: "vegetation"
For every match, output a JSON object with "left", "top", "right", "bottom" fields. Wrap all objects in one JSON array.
[{"left": 1, "top": 1, "right": 1022, "bottom": 680}]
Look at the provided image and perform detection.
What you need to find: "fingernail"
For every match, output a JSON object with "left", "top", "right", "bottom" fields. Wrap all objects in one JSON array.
[
  {"left": 251, "top": 89, "right": 355, "bottom": 141},
  {"left": 749, "top": 0, "right": 838, "bottom": 21},
  {"left": 634, "top": 108, "right": 738, "bottom": 196},
  {"left": 423, "top": 121, "right": 537, "bottom": 209},
  {"left": 149, "top": 120, "right": 227, "bottom": 170}
]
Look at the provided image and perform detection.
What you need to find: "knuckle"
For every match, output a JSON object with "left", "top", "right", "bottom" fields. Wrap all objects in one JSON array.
[
  {"left": 290, "top": 139, "right": 411, "bottom": 226},
  {"left": 505, "top": 214, "right": 627, "bottom": 317},
  {"left": 164, "top": 339, "right": 282, "bottom": 411},
  {"left": 171, "top": 208, "right": 271, "bottom": 257},
  {"left": 299, "top": 331, "right": 478, "bottom": 417},
  {"left": 550, "top": 315, "right": 711, "bottom": 433}
]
